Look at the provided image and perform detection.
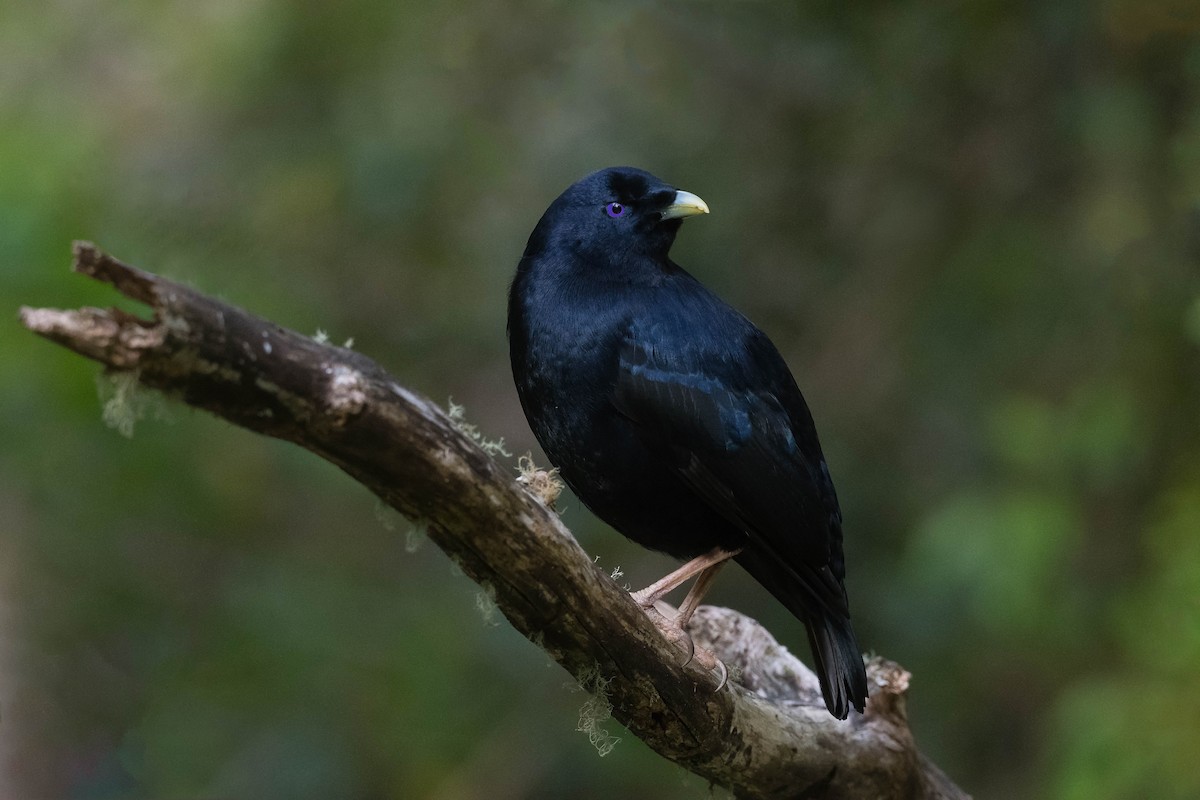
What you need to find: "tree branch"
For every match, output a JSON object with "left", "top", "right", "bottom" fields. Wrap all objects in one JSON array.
[{"left": 19, "top": 243, "right": 968, "bottom": 800}]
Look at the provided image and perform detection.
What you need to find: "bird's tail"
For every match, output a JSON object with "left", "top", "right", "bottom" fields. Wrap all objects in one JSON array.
[
  {"left": 802, "top": 606, "right": 867, "bottom": 720},
  {"left": 736, "top": 549, "right": 867, "bottom": 719}
]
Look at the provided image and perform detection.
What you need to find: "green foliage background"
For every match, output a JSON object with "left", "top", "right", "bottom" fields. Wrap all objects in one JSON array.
[{"left": 4, "top": 2, "right": 1199, "bottom": 798}]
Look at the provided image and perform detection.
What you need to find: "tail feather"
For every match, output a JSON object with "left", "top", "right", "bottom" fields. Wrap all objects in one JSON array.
[
  {"left": 804, "top": 610, "right": 867, "bottom": 719},
  {"left": 736, "top": 549, "right": 868, "bottom": 718}
]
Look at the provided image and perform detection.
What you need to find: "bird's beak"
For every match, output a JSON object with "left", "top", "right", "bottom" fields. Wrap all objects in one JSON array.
[{"left": 660, "top": 190, "right": 710, "bottom": 220}]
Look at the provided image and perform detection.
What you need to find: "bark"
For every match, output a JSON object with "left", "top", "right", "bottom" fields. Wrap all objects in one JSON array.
[{"left": 19, "top": 243, "right": 969, "bottom": 800}]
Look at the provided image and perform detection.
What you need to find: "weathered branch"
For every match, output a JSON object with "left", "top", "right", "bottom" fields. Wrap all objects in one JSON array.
[{"left": 19, "top": 243, "right": 968, "bottom": 800}]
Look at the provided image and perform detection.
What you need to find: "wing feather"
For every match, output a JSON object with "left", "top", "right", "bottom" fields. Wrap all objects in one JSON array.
[{"left": 612, "top": 332, "right": 841, "bottom": 581}]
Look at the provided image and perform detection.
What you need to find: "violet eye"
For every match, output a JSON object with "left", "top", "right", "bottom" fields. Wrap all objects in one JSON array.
[{"left": 605, "top": 202, "right": 626, "bottom": 218}]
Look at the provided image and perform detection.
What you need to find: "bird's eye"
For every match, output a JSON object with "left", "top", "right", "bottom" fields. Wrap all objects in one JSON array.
[{"left": 605, "top": 202, "right": 626, "bottom": 218}]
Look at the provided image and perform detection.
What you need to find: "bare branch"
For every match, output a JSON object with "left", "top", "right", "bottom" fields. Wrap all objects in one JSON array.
[{"left": 19, "top": 243, "right": 969, "bottom": 800}]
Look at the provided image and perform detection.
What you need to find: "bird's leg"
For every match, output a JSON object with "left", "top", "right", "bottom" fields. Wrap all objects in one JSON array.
[
  {"left": 630, "top": 547, "right": 736, "bottom": 608},
  {"left": 630, "top": 547, "right": 741, "bottom": 688},
  {"left": 676, "top": 558, "right": 728, "bottom": 629}
]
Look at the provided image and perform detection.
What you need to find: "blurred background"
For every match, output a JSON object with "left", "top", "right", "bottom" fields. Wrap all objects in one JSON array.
[{"left": 3, "top": 1, "right": 1199, "bottom": 798}]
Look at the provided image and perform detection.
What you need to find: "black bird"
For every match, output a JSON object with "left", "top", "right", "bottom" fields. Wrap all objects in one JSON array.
[{"left": 507, "top": 167, "right": 868, "bottom": 719}]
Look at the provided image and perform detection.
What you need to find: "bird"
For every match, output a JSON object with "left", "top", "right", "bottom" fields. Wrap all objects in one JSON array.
[{"left": 507, "top": 166, "right": 868, "bottom": 719}]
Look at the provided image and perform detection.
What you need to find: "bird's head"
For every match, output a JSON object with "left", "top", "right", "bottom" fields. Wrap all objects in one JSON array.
[{"left": 525, "top": 167, "right": 709, "bottom": 274}]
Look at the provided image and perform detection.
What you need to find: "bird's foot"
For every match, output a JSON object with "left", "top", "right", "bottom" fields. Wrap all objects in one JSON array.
[
  {"left": 633, "top": 597, "right": 729, "bottom": 691},
  {"left": 682, "top": 637, "right": 728, "bottom": 691}
]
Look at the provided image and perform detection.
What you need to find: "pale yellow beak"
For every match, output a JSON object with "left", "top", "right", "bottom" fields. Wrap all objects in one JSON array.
[{"left": 660, "top": 190, "right": 710, "bottom": 220}]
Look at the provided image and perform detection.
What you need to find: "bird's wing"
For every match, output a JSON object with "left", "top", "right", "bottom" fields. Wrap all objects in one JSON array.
[{"left": 612, "top": 328, "right": 849, "bottom": 615}]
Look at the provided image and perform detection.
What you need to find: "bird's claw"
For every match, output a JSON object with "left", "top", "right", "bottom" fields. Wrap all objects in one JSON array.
[
  {"left": 685, "top": 637, "right": 728, "bottom": 690},
  {"left": 679, "top": 634, "right": 696, "bottom": 668},
  {"left": 712, "top": 658, "right": 728, "bottom": 692},
  {"left": 635, "top": 600, "right": 728, "bottom": 691}
]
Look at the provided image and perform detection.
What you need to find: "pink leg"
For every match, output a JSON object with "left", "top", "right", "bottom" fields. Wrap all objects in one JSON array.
[
  {"left": 628, "top": 547, "right": 741, "bottom": 690},
  {"left": 631, "top": 547, "right": 739, "bottom": 608},
  {"left": 676, "top": 558, "right": 730, "bottom": 628}
]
